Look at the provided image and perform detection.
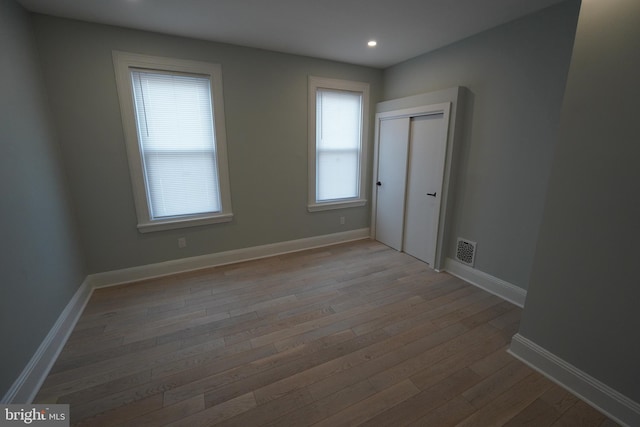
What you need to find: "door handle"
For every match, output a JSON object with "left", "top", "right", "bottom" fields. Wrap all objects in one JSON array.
[
  {"left": 376, "top": 181, "right": 382, "bottom": 186},
  {"left": 427, "top": 192, "right": 437, "bottom": 197}
]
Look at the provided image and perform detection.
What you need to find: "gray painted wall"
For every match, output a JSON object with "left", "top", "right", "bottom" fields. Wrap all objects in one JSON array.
[
  {"left": 382, "top": 1, "right": 580, "bottom": 290},
  {"left": 0, "top": 0, "right": 85, "bottom": 397},
  {"left": 519, "top": 0, "right": 640, "bottom": 403},
  {"left": 30, "top": 16, "right": 383, "bottom": 274}
]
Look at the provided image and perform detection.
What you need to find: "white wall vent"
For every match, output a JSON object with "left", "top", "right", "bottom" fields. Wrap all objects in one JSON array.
[{"left": 456, "top": 238, "right": 476, "bottom": 267}]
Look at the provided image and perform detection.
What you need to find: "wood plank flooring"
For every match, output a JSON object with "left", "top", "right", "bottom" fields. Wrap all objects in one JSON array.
[{"left": 35, "top": 239, "right": 618, "bottom": 426}]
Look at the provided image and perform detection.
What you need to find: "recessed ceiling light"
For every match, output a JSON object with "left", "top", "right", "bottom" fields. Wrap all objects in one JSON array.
[{"left": 367, "top": 40, "right": 377, "bottom": 47}]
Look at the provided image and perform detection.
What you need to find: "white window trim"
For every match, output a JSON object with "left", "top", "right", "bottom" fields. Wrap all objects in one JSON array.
[
  {"left": 113, "top": 51, "right": 233, "bottom": 232},
  {"left": 307, "top": 76, "right": 369, "bottom": 212}
]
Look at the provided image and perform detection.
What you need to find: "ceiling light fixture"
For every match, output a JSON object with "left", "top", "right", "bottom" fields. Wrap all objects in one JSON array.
[{"left": 367, "top": 40, "right": 377, "bottom": 47}]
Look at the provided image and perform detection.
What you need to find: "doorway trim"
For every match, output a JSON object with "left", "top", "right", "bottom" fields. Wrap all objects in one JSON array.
[{"left": 371, "top": 99, "right": 459, "bottom": 271}]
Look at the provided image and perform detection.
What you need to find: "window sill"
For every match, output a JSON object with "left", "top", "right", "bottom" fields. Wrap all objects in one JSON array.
[
  {"left": 307, "top": 199, "right": 367, "bottom": 212},
  {"left": 137, "top": 213, "right": 233, "bottom": 233}
]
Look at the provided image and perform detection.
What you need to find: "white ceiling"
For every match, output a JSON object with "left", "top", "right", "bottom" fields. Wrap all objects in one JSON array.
[{"left": 18, "top": 0, "right": 567, "bottom": 68}]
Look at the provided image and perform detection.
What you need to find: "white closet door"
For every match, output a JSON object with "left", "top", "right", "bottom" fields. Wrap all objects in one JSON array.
[
  {"left": 403, "top": 113, "right": 447, "bottom": 265},
  {"left": 374, "top": 117, "right": 410, "bottom": 251}
]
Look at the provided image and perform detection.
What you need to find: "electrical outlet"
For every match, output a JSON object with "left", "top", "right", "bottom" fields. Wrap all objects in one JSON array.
[
  {"left": 340, "top": 216, "right": 346, "bottom": 225},
  {"left": 178, "top": 237, "right": 187, "bottom": 248}
]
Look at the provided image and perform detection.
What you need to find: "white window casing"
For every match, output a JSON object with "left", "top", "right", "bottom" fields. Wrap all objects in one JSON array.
[
  {"left": 113, "top": 51, "right": 233, "bottom": 232},
  {"left": 308, "top": 76, "right": 369, "bottom": 212}
]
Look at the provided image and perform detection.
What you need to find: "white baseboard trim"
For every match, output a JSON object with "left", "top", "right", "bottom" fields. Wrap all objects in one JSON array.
[
  {"left": 443, "top": 258, "right": 527, "bottom": 307},
  {"left": 89, "top": 228, "right": 370, "bottom": 288},
  {"left": 1, "top": 277, "right": 94, "bottom": 404},
  {"left": 509, "top": 334, "right": 640, "bottom": 427}
]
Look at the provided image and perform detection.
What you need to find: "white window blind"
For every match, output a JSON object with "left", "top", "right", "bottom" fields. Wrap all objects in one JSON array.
[
  {"left": 315, "top": 89, "right": 363, "bottom": 201},
  {"left": 130, "top": 70, "right": 221, "bottom": 219}
]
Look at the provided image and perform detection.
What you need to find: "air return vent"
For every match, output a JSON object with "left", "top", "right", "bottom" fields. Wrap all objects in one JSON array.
[{"left": 456, "top": 238, "right": 476, "bottom": 267}]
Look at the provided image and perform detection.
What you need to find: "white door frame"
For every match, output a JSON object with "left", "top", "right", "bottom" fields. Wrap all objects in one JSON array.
[{"left": 371, "top": 102, "right": 452, "bottom": 270}]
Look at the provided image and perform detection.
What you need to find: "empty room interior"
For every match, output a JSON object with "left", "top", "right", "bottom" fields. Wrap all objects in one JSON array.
[{"left": 1, "top": 0, "right": 639, "bottom": 425}]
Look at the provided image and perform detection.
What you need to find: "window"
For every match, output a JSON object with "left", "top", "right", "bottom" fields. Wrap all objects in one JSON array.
[
  {"left": 308, "top": 76, "right": 369, "bottom": 211},
  {"left": 113, "top": 51, "right": 232, "bottom": 232}
]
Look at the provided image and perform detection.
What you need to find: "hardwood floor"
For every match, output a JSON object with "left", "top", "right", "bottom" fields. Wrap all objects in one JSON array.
[{"left": 35, "top": 239, "right": 618, "bottom": 426}]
